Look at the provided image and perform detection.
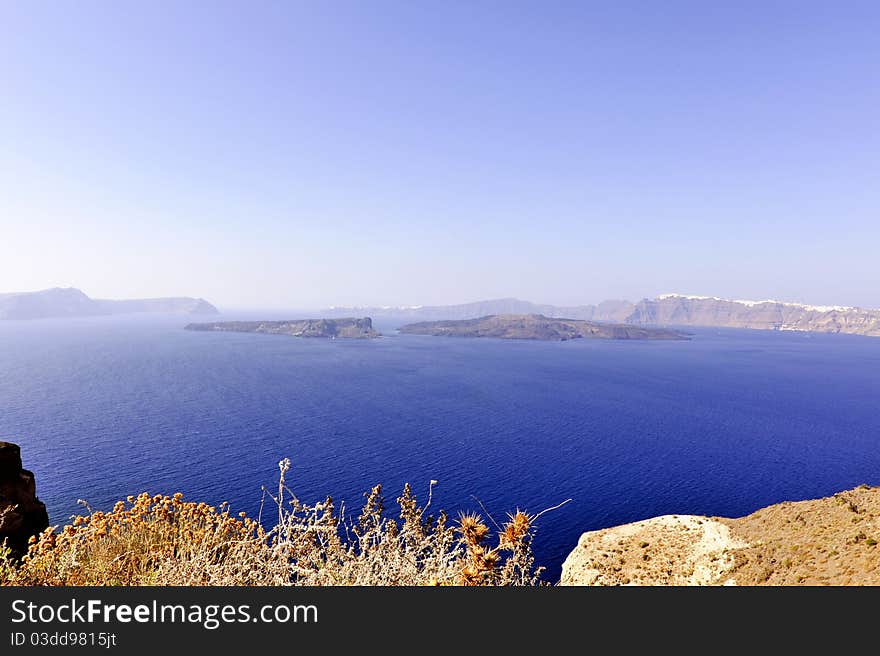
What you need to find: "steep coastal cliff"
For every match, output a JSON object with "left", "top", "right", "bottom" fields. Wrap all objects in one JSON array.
[
  {"left": 0, "top": 442, "right": 49, "bottom": 558},
  {"left": 628, "top": 294, "right": 880, "bottom": 336}
]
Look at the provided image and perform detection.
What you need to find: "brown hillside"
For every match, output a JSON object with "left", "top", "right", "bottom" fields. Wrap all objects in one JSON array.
[{"left": 560, "top": 485, "right": 880, "bottom": 586}]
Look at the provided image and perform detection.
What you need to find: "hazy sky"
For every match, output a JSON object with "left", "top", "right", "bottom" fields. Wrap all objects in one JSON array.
[{"left": 1, "top": 2, "right": 878, "bottom": 310}]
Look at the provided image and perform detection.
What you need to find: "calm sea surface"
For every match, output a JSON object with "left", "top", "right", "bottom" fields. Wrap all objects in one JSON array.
[{"left": 1, "top": 315, "right": 879, "bottom": 581}]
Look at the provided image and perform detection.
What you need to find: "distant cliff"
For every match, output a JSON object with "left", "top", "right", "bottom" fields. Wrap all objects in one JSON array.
[
  {"left": 185, "top": 317, "right": 380, "bottom": 338},
  {"left": 398, "top": 314, "right": 688, "bottom": 341},
  {"left": 93, "top": 297, "right": 218, "bottom": 316},
  {"left": 0, "top": 287, "right": 219, "bottom": 320},
  {"left": 628, "top": 294, "right": 880, "bottom": 336}
]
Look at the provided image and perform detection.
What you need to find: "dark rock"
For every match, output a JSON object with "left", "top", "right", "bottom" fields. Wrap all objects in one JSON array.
[
  {"left": 0, "top": 442, "right": 49, "bottom": 558},
  {"left": 185, "top": 317, "right": 381, "bottom": 339}
]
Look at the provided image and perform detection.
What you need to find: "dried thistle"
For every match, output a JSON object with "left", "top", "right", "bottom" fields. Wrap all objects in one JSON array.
[
  {"left": 458, "top": 513, "right": 490, "bottom": 546},
  {"left": 0, "top": 460, "right": 567, "bottom": 587}
]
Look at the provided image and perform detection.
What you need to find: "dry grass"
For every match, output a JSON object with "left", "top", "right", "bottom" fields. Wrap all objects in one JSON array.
[
  {"left": 3, "top": 492, "right": 286, "bottom": 586},
  {"left": 721, "top": 484, "right": 880, "bottom": 585},
  {"left": 1, "top": 458, "right": 564, "bottom": 586}
]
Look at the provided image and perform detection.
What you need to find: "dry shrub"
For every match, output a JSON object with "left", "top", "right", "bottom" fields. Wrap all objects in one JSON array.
[
  {"left": 2, "top": 459, "right": 566, "bottom": 586},
  {"left": 4, "top": 493, "right": 287, "bottom": 586}
]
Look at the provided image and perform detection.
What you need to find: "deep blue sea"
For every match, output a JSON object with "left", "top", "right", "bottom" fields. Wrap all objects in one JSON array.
[{"left": 1, "top": 315, "right": 879, "bottom": 581}]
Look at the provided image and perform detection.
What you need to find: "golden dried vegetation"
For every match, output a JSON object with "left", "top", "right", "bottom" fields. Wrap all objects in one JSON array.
[{"left": 2, "top": 458, "right": 566, "bottom": 586}]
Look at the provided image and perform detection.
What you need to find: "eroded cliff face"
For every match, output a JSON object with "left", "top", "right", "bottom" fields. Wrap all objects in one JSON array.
[
  {"left": 628, "top": 295, "right": 880, "bottom": 336},
  {"left": 0, "top": 442, "right": 49, "bottom": 558}
]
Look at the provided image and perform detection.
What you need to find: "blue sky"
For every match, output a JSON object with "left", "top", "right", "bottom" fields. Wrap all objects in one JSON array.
[{"left": 1, "top": 1, "right": 878, "bottom": 309}]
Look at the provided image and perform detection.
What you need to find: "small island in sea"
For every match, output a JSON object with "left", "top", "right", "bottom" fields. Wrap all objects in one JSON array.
[
  {"left": 185, "top": 317, "right": 381, "bottom": 338},
  {"left": 398, "top": 314, "right": 689, "bottom": 341}
]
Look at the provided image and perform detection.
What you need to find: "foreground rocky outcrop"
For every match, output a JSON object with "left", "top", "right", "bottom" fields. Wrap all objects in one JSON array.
[
  {"left": 561, "top": 485, "right": 880, "bottom": 585},
  {"left": 0, "top": 442, "right": 49, "bottom": 558},
  {"left": 398, "top": 314, "right": 688, "bottom": 341},
  {"left": 186, "top": 317, "right": 381, "bottom": 338}
]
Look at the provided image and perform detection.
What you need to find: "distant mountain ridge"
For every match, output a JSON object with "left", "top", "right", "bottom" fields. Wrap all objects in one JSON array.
[
  {"left": 0, "top": 287, "right": 218, "bottom": 320},
  {"left": 326, "top": 294, "right": 880, "bottom": 337},
  {"left": 628, "top": 294, "right": 880, "bottom": 336},
  {"left": 324, "top": 297, "right": 634, "bottom": 322}
]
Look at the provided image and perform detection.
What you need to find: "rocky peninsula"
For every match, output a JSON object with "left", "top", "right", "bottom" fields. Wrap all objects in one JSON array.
[
  {"left": 185, "top": 317, "right": 380, "bottom": 338},
  {"left": 561, "top": 484, "right": 880, "bottom": 585},
  {"left": 398, "top": 314, "right": 688, "bottom": 341}
]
